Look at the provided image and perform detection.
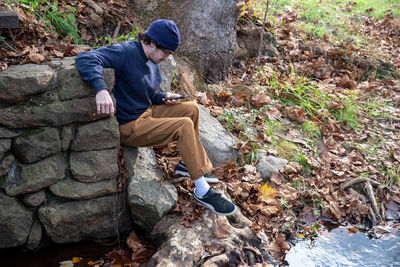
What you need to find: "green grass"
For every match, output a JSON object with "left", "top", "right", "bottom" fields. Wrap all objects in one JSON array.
[
  {"left": 7, "top": 0, "right": 81, "bottom": 43},
  {"left": 254, "top": 0, "right": 399, "bottom": 43}
]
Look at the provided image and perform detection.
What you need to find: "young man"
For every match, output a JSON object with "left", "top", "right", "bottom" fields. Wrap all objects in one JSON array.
[{"left": 75, "top": 19, "right": 236, "bottom": 216}]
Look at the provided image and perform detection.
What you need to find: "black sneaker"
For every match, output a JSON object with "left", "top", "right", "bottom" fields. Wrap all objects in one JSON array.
[
  {"left": 193, "top": 188, "right": 236, "bottom": 216},
  {"left": 175, "top": 160, "right": 219, "bottom": 183}
]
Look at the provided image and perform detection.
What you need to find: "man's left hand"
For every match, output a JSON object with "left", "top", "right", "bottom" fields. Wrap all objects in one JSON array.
[{"left": 163, "top": 92, "right": 181, "bottom": 105}]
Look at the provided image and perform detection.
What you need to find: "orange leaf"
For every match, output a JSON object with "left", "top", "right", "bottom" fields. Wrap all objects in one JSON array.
[{"left": 259, "top": 182, "right": 278, "bottom": 200}]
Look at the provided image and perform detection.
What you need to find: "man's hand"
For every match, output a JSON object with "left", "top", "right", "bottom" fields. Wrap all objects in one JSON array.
[
  {"left": 162, "top": 92, "right": 182, "bottom": 105},
  {"left": 96, "top": 89, "right": 114, "bottom": 114}
]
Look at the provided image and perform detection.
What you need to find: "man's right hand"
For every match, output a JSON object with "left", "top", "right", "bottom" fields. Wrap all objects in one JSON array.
[{"left": 96, "top": 89, "right": 114, "bottom": 115}]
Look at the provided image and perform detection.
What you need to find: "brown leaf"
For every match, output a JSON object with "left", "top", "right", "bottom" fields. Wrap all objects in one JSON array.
[
  {"left": 270, "top": 172, "right": 283, "bottom": 185},
  {"left": 251, "top": 91, "right": 272, "bottom": 108},
  {"left": 284, "top": 106, "right": 306, "bottom": 122},
  {"left": 214, "top": 218, "right": 231, "bottom": 239}
]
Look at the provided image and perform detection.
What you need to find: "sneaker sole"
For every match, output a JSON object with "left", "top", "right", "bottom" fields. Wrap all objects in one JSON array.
[
  {"left": 175, "top": 170, "right": 220, "bottom": 184},
  {"left": 194, "top": 197, "right": 237, "bottom": 216}
]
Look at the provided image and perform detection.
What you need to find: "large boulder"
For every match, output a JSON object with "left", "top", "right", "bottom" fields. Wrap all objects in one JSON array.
[
  {"left": 71, "top": 117, "right": 120, "bottom": 151},
  {"left": 0, "top": 64, "right": 55, "bottom": 104},
  {"left": 124, "top": 146, "right": 177, "bottom": 231},
  {"left": 70, "top": 148, "right": 119, "bottom": 183},
  {"left": 2, "top": 153, "right": 68, "bottom": 196},
  {"left": 13, "top": 127, "right": 61, "bottom": 163},
  {"left": 199, "top": 105, "right": 239, "bottom": 167},
  {"left": 132, "top": 0, "right": 241, "bottom": 83},
  {"left": 0, "top": 192, "right": 33, "bottom": 248},
  {"left": 38, "top": 194, "right": 133, "bottom": 243}
]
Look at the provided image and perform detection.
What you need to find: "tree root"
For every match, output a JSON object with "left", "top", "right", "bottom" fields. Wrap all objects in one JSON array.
[
  {"left": 340, "top": 177, "right": 369, "bottom": 190},
  {"left": 341, "top": 178, "right": 383, "bottom": 225},
  {"left": 364, "top": 181, "right": 382, "bottom": 223}
]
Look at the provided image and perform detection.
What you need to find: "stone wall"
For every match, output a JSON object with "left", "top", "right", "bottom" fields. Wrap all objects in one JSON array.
[
  {"left": 0, "top": 55, "right": 239, "bottom": 251},
  {"left": 0, "top": 57, "right": 134, "bottom": 249}
]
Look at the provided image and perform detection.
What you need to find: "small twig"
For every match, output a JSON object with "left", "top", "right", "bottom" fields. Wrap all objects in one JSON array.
[
  {"left": 380, "top": 202, "right": 386, "bottom": 220},
  {"left": 112, "top": 21, "right": 122, "bottom": 40},
  {"left": 262, "top": 0, "right": 270, "bottom": 25}
]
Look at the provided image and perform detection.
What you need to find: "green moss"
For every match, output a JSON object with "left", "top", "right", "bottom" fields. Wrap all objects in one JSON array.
[{"left": 271, "top": 138, "right": 299, "bottom": 161}]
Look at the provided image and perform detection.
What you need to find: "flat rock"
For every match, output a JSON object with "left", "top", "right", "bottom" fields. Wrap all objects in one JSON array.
[
  {"left": 2, "top": 153, "right": 67, "bottom": 196},
  {"left": 0, "top": 138, "right": 11, "bottom": 159},
  {"left": 49, "top": 177, "right": 117, "bottom": 200},
  {"left": 13, "top": 127, "right": 61, "bottom": 163},
  {"left": 38, "top": 194, "right": 133, "bottom": 243},
  {"left": 71, "top": 117, "right": 120, "bottom": 151},
  {"left": 70, "top": 148, "right": 119, "bottom": 182},
  {"left": 256, "top": 150, "right": 288, "bottom": 181},
  {"left": 0, "top": 64, "right": 54, "bottom": 104},
  {"left": 22, "top": 190, "right": 46, "bottom": 207}
]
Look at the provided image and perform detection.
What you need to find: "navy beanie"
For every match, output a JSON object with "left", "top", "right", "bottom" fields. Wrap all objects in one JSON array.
[{"left": 145, "top": 19, "right": 181, "bottom": 52}]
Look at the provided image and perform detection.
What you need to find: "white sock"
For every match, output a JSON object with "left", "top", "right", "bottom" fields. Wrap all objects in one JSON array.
[{"left": 194, "top": 176, "right": 210, "bottom": 198}]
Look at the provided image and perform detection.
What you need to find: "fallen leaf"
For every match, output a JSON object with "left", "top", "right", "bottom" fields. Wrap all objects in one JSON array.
[{"left": 260, "top": 183, "right": 278, "bottom": 200}]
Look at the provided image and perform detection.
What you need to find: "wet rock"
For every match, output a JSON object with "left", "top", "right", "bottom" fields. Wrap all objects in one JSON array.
[
  {"left": 0, "top": 154, "right": 14, "bottom": 177},
  {"left": 49, "top": 177, "right": 117, "bottom": 200},
  {"left": 57, "top": 61, "right": 114, "bottom": 100},
  {"left": 61, "top": 124, "right": 73, "bottom": 151},
  {"left": 124, "top": 146, "right": 177, "bottom": 231},
  {"left": 2, "top": 153, "right": 67, "bottom": 196},
  {"left": 199, "top": 104, "right": 239, "bottom": 167},
  {"left": 0, "top": 138, "right": 11, "bottom": 159},
  {"left": 26, "top": 219, "right": 42, "bottom": 250},
  {"left": 71, "top": 118, "right": 120, "bottom": 151},
  {"left": 13, "top": 128, "right": 61, "bottom": 163},
  {"left": 0, "top": 64, "right": 55, "bottom": 104},
  {"left": 22, "top": 190, "right": 46, "bottom": 207},
  {"left": 38, "top": 194, "right": 133, "bottom": 243},
  {"left": 70, "top": 148, "right": 119, "bottom": 182},
  {"left": 256, "top": 150, "right": 288, "bottom": 181},
  {"left": 0, "top": 192, "right": 33, "bottom": 248},
  {"left": 0, "top": 96, "right": 111, "bottom": 128}
]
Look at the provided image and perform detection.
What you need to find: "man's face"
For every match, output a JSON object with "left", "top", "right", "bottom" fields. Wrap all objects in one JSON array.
[{"left": 148, "top": 43, "right": 173, "bottom": 64}]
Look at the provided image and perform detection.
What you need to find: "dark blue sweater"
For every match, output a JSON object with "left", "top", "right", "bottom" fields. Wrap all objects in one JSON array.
[{"left": 75, "top": 41, "right": 165, "bottom": 125}]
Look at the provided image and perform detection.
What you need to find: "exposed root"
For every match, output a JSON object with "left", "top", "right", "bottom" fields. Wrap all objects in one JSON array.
[
  {"left": 364, "top": 182, "right": 382, "bottom": 223},
  {"left": 341, "top": 177, "right": 369, "bottom": 190}
]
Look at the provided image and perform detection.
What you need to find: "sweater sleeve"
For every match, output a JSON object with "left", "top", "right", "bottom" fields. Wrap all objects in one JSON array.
[
  {"left": 151, "top": 91, "right": 166, "bottom": 105},
  {"left": 75, "top": 44, "right": 124, "bottom": 93}
]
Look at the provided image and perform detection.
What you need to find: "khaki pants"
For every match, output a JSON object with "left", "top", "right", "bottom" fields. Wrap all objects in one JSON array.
[{"left": 119, "top": 101, "right": 212, "bottom": 180}]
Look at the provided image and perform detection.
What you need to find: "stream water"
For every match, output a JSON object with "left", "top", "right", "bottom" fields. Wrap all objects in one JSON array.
[
  {"left": 285, "top": 222, "right": 400, "bottom": 267},
  {"left": 1, "top": 223, "right": 399, "bottom": 266}
]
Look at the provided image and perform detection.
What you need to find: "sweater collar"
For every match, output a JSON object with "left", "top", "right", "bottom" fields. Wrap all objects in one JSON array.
[{"left": 136, "top": 41, "right": 148, "bottom": 62}]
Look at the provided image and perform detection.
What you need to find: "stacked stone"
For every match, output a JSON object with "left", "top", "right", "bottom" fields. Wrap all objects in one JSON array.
[
  {"left": 0, "top": 56, "right": 241, "bottom": 254},
  {"left": 0, "top": 58, "right": 133, "bottom": 250}
]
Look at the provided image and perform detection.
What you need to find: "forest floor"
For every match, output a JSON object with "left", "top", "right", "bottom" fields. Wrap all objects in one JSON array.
[{"left": 1, "top": 0, "right": 400, "bottom": 266}]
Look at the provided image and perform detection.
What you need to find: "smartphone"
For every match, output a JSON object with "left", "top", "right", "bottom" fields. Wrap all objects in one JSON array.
[{"left": 164, "top": 96, "right": 187, "bottom": 101}]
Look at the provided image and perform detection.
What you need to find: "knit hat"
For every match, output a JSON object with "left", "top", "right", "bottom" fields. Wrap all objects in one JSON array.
[{"left": 145, "top": 19, "right": 181, "bottom": 52}]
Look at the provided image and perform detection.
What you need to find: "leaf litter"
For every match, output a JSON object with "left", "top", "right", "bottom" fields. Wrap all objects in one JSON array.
[{"left": 2, "top": 0, "right": 400, "bottom": 265}]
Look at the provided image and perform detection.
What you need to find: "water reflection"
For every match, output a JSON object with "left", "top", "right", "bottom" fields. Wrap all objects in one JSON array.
[{"left": 285, "top": 223, "right": 400, "bottom": 267}]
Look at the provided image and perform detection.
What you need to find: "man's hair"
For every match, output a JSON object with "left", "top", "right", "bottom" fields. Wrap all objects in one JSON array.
[{"left": 138, "top": 32, "right": 153, "bottom": 45}]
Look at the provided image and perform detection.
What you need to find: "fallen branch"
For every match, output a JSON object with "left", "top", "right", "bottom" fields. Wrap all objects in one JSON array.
[
  {"left": 112, "top": 21, "right": 122, "bottom": 40},
  {"left": 368, "top": 206, "right": 377, "bottom": 226}
]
